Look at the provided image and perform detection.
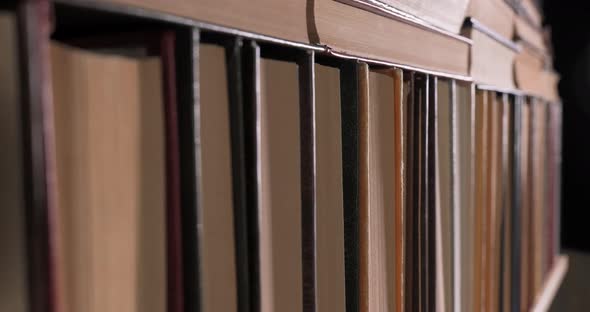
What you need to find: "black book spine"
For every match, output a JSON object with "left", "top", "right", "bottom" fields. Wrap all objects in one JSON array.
[
  {"left": 242, "top": 40, "right": 261, "bottom": 312},
  {"left": 340, "top": 61, "right": 360, "bottom": 312}
]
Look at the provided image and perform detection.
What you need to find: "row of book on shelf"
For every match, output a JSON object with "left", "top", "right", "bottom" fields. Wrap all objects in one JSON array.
[{"left": 0, "top": 0, "right": 564, "bottom": 312}]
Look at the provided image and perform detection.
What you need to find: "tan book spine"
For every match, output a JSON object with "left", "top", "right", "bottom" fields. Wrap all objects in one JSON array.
[
  {"left": 484, "top": 91, "right": 498, "bottom": 312},
  {"left": 492, "top": 94, "right": 504, "bottom": 312},
  {"left": 52, "top": 43, "right": 167, "bottom": 312},
  {"left": 315, "top": 64, "right": 346, "bottom": 312},
  {"left": 199, "top": 44, "right": 238, "bottom": 312},
  {"left": 259, "top": 58, "right": 302, "bottom": 312},
  {"left": 360, "top": 65, "right": 397, "bottom": 312},
  {"left": 501, "top": 95, "right": 513, "bottom": 312},
  {"left": 473, "top": 90, "right": 488, "bottom": 312},
  {"left": 520, "top": 101, "right": 531, "bottom": 311},
  {"left": 532, "top": 101, "right": 547, "bottom": 297}
]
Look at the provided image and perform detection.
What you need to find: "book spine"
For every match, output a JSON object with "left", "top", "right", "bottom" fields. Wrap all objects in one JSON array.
[
  {"left": 242, "top": 40, "right": 262, "bottom": 312},
  {"left": 176, "top": 28, "right": 201, "bottom": 312},
  {"left": 299, "top": 51, "right": 317, "bottom": 312},
  {"left": 17, "top": 1, "right": 59, "bottom": 311},
  {"left": 340, "top": 61, "right": 361, "bottom": 312}
]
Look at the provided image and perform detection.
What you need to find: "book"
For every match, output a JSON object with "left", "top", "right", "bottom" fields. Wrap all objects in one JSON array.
[
  {"left": 51, "top": 41, "right": 168, "bottom": 312},
  {"left": 338, "top": 61, "right": 362, "bottom": 312},
  {"left": 392, "top": 68, "right": 406, "bottom": 312},
  {"left": 513, "top": 55, "right": 559, "bottom": 102},
  {"left": 530, "top": 100, "right": 547, "bottom": 299},
  {"left": 511, "top": 96, "right": 523, "bottom": 312},
  {"left": 519, "top": 100, "right": 531, "bottom": 311},
  {"left": 403, "top": 71, "right": 418, "bottom": 312},
  {"left": 456, "top": 82, "right": 474, "bottom": 312},
  {"left": 514, "top": 42, "right": 547, "bottom": 70},
  {"left": 406, "top": 73, "right": 438, "bottom": 312},
  {"left": 461, "top": 24, "right": 517, "bottom": 90},
  {"left": 312, "top": 0, "right": 471, "bottom": 76},
  {"left": 488, "top": 93, "right": 504, "bottom": 312},
  {"left": 100, "top": 0, "right": 308, "bottom": 43},
  {"left": 500, "top": 95, "right": 514, "bottom": 312},
  {"left": 425, "top": 76, "right": 437, "bottom": 312},
  {"left": 315, "top": 63, "right": 347, "bottom": 312},
  {"left": 359, "top": 65, "right": 397, "bottom": 312},
  {"left": 333, "top": 0, "right": 470, "bottom": 34},
  {"left": 514, "top": 16, "right": 545, "bottom": 53},
  {"left": 467, "top": 0, "right": 515, "bottom": 39},
  {"left": 258, "top": 57, "right": 302, "bottom": 312},
  {"left": 0, "top": 10, "right": 29, "bottom": 312},
  {"left": 473, "top": 90, "right": 489, "bottom": 312},
  {"left": 520, "top": 0, "right": 542, "bottom": 27},
  {"left": 198, "top": 43, "right": 238, "bottom": 312},
  {"left": 435, "top": 78, "right": 453, "bottom": 312}
]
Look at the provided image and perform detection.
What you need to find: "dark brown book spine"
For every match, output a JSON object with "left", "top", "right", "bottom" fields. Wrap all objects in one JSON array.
[
  {"left": 393, "top": 68, "right": 405, "bottom": 312},
  {"left": 224, "top": 37, "right": 252, "bottom": 312},
  {"left": 404, "top": 71, "right": 417, "bottom": 312},
  {"left": 17, "top": 1, "right": 58, "bottom": 311},
  {"left": 426, "top": 75, "right": 437, "bottom": 312},
  {"left": 358, "top": 62, "right": 369, "bottom": 312},
  {"left": 159, "top": 31, "right": 184, "bottom": 312}
]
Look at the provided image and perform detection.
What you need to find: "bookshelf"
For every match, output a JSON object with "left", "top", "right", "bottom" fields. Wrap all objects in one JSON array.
[{"left": 0, "top": 0, "right": 566, "bottom": 312}]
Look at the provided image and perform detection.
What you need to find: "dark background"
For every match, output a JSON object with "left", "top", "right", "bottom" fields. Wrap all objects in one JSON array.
[
  {"left": 544, "top": 0, "right": 590, "bottom": 252},
  {"left": 543, "top": 1, "right": 590, "bottom": 310}
]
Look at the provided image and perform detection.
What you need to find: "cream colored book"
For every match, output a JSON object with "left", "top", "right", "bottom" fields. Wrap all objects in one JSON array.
[
  {"left": 259, "top": 57, "right": 302, "bottom": 312},
  {"left": 199, "top": 44, "right": 238, "bottom": 312},
  {"left": 52, "top": 42, "right": 166, "bottom": 312},
  {"left": 461, "top": 26, "right": 516, "bottom": 90},
  {"left": 315, "top": 64, "right": 346, "bottom": 312},
  {"left": 359, "top": 65, "right": 397, "bottom": 312},
  {"left": 0, "top": 11, "right": 29, "bottom": 312}
]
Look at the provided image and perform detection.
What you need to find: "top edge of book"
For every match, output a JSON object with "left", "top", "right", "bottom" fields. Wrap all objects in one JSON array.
[
  {"left": 334, "top": 0, "right": 472, "bottom": 42},
  {"left": 464, "top": 18, "right": 520, "bottom": 52}
]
